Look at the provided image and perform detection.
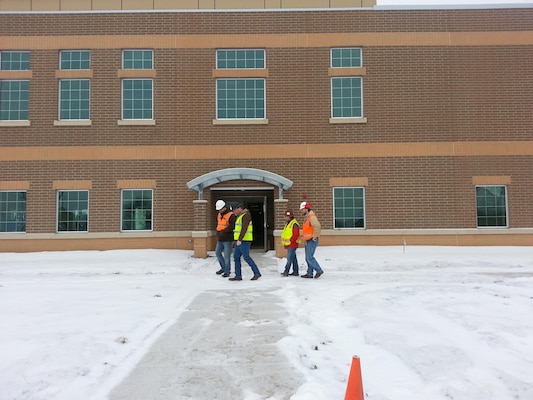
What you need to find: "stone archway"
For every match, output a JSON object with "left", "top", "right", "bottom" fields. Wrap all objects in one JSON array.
[{"left": 186, "top": 168, "right": 293, "bottom": 258}]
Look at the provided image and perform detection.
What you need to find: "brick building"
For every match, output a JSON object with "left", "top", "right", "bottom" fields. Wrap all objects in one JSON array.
[{"left": 1, "top": 0, "right": 532, "bottom": 256}]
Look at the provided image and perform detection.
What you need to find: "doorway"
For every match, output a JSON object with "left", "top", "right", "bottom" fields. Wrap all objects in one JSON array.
[{"left": 212, "top": 190, "right": 274, "bottom": 251}]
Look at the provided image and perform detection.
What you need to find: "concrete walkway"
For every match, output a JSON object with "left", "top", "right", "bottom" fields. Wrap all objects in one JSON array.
[{"left": 108, "top": 253, "right": 305, "bottom": 400}]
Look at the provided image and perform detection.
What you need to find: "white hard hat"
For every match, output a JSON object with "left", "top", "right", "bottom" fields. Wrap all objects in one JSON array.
[
  {"left": 299, "top": 201, "right": 312, "bottom": 210},
  {"left": 215, "top": 200, "right": 226, "bottom": 210}
]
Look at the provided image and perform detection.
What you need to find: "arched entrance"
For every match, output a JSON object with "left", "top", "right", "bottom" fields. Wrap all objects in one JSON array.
[{"left": 186, "top": 168, "right": 293, "bottom": 257}]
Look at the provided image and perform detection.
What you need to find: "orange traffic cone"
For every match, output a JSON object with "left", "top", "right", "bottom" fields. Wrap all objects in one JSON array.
[{"left": 344, "top": 356, "right": 364, "bottom": 400}]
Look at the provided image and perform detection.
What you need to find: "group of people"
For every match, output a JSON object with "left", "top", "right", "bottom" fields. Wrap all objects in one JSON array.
[{"left": 214, "top": 200, "right": 324, "bottom": 281}]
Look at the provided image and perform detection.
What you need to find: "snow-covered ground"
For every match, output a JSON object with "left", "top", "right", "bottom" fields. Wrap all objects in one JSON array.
[{"left": 1, "top": 246, "right": 532, "bottom": 400}]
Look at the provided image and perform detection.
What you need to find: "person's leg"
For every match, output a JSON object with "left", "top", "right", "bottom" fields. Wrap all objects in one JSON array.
[
  {"left": 222, "top": 241, "right": 232, "bottom": 275},
  {"left": 304, "top": 241, "right": 314, "bottom": 276},
  {"left": 282, "top": 247, "right": 292, "bottom": 275},
  {"left": 232, "top": 244, "right": 243, "bottom": 278},
  {"left": 306, "top": 238, "right": 323, "bottom": 274},
  {"left": 288, "top": 247, "right": 299, "bottom": 275},
  {"left": 240, "top": 241, "right": 261, "bottom": 277},
  {"left": 214, "top": 241, "right": 225, "bottom": 274}
]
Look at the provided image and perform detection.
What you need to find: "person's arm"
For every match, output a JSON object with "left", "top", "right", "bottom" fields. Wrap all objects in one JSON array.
[{"left": 310, "top": 215, "right": 321, "bottom": 239}]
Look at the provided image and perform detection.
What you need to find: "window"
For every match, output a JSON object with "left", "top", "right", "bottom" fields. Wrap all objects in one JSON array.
[
  {"left": 57, "top": 191, "right": 88, "bottom": 232},
  {"left": 0, "top": 51, "right": 30, "bottom": 71},
  {"left": 331, "top": 48, "right": 362, "bottom": 68},
  {"left": 122, "top": 79, "right": 153, "bottom": 120},
  {"left": 333, "top": 187, "right": 365, "bottom": 229},
  {"left": 0, "top": 80, "right": 29, "bottom": 121},
  {"left": 0, "top": 191, "right": 26, "bottom": 233},
  {"left": 123, "top": 50, "right": 153, "bottom": 70},
  {"left": 215, "top": 49, "right": 266, "bottom": 121},
  {"left": 476, "top": 185, "right": 508, "bottom": 228},
  {"left": 60, "top": 50, "right": 90, "bottom": 70},
  {"left": 216, "top": 79, "right": 265, "bottom": 119},
  {"left": 121, "top": 189, "right": 152, "bottom": 231},
  {"left": 216, "top": 49, "right": 265, "bottom": 69},
  {"left": 331, "top": 77, "right": 363, "bottom": 118},
  {"left": 59, "top": 80, "right": 90, "bottom": 120}
]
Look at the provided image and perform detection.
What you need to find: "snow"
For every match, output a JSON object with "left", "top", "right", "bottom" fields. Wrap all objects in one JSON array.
[{"left": 1, "top": 246, "right": 533, "bottom": 400}]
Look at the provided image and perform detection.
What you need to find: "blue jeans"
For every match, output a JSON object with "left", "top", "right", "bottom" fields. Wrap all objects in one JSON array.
[
  {"left": 305, "top": 238, "right": 323, "bottom": 276},
  {"left": 233, "top": 241, "right": 261, "bottom": 278},
  {"left": 215, "top": 240, "right": 232, "bottom": 274},
  {"left": 283, "top": 247, "right": 299, "bottom": 274}
]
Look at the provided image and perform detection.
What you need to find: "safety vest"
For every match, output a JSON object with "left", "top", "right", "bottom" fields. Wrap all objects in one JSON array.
[
  {"left": 281, "top": 219, "right": 300, "bottom": 246},
  {"left": 301, "top": 212, "right": 317, "bottom": 241},
  {"left": 216, "top": 211, "right": 233, "bottom": 231},
  {"left": 234, "top": 211, "right": 253, "bottom": 241}
]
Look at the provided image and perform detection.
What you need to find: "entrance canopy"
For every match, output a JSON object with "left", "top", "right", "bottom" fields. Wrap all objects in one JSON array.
[{"left": 187, "top": 168, "right": 293, "bottom": 199}]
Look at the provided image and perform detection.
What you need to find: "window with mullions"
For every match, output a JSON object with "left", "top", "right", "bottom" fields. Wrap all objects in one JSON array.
[
  {"left": 59, "top": 79, "right": 90, "bottom": 120},
  {"left": 476, "top": 185, "right": 508, "bottom": 228},
  {"left": 0, "top": 191, "right": 26, "bottom": 233},
  {"left": 216, "top": 79, "right": 265, "bottom": 119},
  {"left": 121, "top": 189, "right": 152, "bottom": 231},
  {"left": 0, "top": 80, "right": 29, "bottom": 121},
  {"left": 1, "top": 51, "right": 30, "bottom": 71},
  {"left": 331, "top": 77, "right": 363, "bottom": 118},
  {"left": 333, "top": 187, "right": 365, "bottom": 229},
  {"left": 60, "top": 50, "right": 90, "bottom": 70},
  {"left": 57, "top": 190, "right": 88, "bottom": 232},
  {"left": 122, "top": 79, "right": 153, "bottom": 120},
  {"left": 123, "top": 50, "right": 153, "bottom": 70},
  {"left": 331, "top": 48, "right": 362, "bottom": 68},
  {"left": 216, "top": 49, "right": 265, "bottom": 69}
]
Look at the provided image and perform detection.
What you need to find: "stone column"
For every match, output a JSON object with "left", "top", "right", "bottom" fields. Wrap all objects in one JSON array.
[
  {"left": 192, "top": 199, "right": 209, "bottom": 258},
  {"left": 274, "top": 198, "right": 289, "bottom": 258}
]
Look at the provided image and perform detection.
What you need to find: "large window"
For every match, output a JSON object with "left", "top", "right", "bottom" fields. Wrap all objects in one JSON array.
[
  {"left": 121, "top": 50, "right": 153, "bottom": 120},
  {"left": 0, "top": 191, "right": 26, "bottom": 233},
  {"left": 0, "top": 80, "right": 29, "bottom": 121},
  {"left": 216, "top": 49, "right": 266, "bottom": 120},
  {"left": 331, "top": 77, "right": 363, "bottom": 118},
  {"left": 121, "top": 189, "right": 152, "bottom": 231},
  {"left": 59, "top": 80, "right": 90, "bottom": 120},
  {"left": 476, "top": 186, "right": 508, "bottom": 228},
  {"left": 1, "top": 52, "right": 30, "bottom": 121},
  {"left": 216, "top": 79, "right": 265, "bottom": 119},
  {"left": 58, "top": 51, "right": 90, "bottom": 121},
  {"left": 122, "top": 79, "right": 153, "bottom": 120},
  {"left": 57, "top": 191, "right": 88, "bottom": 232},
  {"left": 333, "top": 187, "right": 365, "bottom": 229},
  {"left": 0, "top": 51, "right": 30, "bottom": 71}
]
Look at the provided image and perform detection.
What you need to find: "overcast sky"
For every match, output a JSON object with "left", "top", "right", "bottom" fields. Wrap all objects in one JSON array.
[{"left": 378, "top": 0, "right": 532, "bottom": 4}]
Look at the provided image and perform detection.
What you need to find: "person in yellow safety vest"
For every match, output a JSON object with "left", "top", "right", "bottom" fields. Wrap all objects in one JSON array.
[
  {"left": 229, "top": 204, "right": 262, "bottom": 281},
  {"left": 299, "top": 201, "right": 324, "bottom": 279},
  {"left": 280, "top": 210, "right": 300, "bottom": 276},
  {"left": 214, "top": 199, "right": 236, "bottom": 278}
]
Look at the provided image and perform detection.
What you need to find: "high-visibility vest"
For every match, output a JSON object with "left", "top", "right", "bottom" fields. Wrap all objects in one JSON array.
[
  {"left": 234, "top": 211, "right": 253, "bottom": 241},
  {"left": 281, "top": 219, "right": 300, "bottom": 246},
  {"left": 301, "top": 212, "right": 317, "bottom": 241},
  {"left": 216, "top": 211, "right": 233, "bottom": 231}
]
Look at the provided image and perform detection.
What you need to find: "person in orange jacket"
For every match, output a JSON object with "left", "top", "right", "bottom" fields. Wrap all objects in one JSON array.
[{"left": 299, "top": 202, "right": 324, "bottom": 279}]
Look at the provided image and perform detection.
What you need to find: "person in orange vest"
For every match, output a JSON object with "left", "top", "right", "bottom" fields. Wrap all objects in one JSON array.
[
  {"left": 299, "top": 201, "right": 324, "bottom": 278},
  {"left": 280, "top": 210, "right": 300, "bottom": 276},
  {"left": 214, "top": 200, "right": 236, "bottom": 278}
]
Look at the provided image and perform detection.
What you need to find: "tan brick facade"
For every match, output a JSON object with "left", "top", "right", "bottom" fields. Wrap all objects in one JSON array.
[{"left": 1, "top": 5, "right": 532, "bottom": 254}]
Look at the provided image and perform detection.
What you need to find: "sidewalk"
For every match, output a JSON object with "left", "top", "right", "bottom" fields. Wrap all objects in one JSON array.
[{"left": 108, "top": 253, "right": 305, "bottom": 400}]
